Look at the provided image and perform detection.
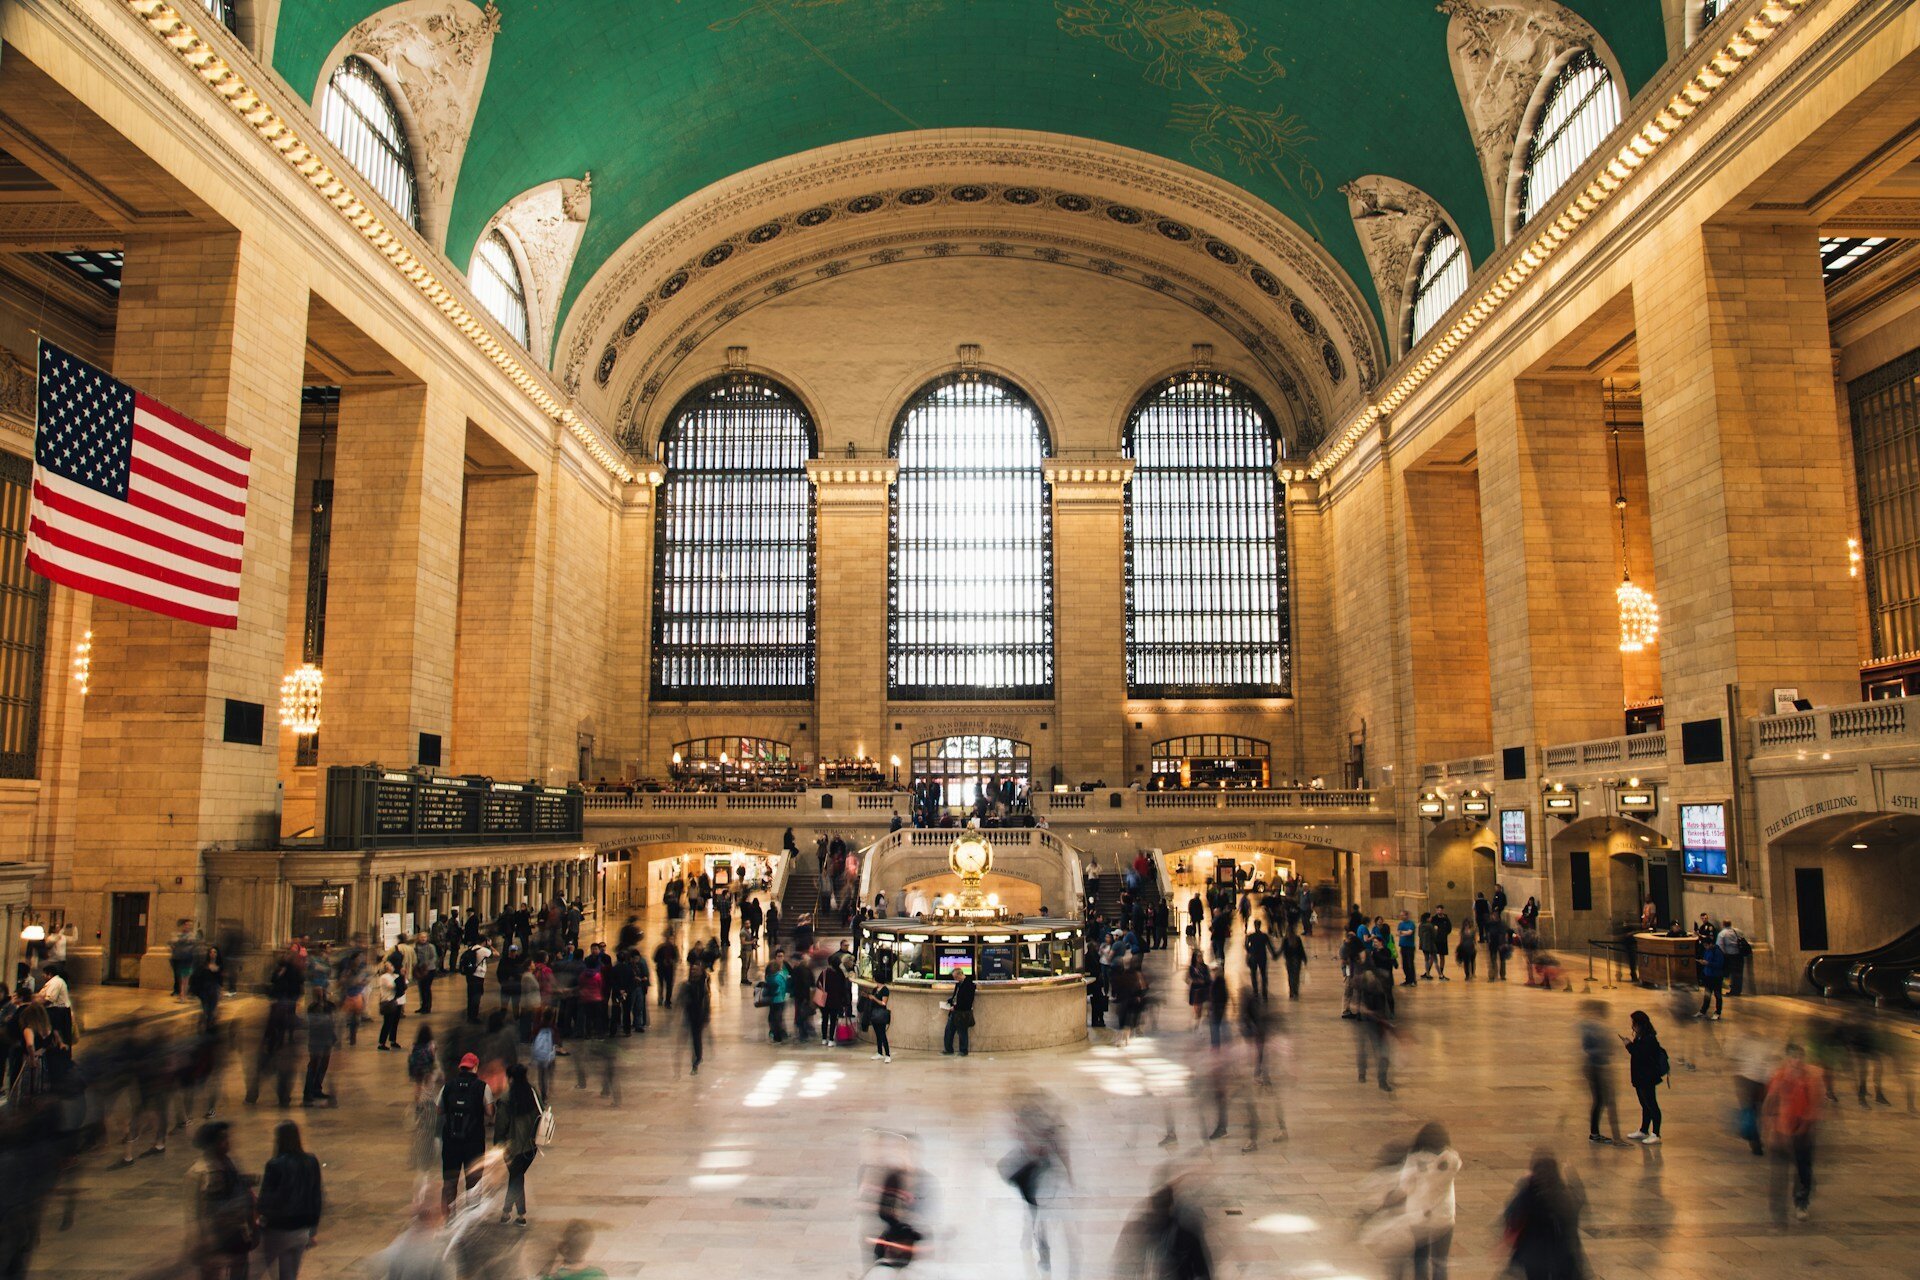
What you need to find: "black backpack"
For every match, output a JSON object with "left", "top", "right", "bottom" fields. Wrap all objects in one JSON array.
[
  {"left": 458, "top": 948, "right": 478, "bottom": 977},
  {"left": 442, "top": 1075, "right": 485, "bottom": 1143}
]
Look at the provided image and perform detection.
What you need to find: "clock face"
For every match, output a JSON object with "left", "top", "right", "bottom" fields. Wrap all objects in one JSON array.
[{"left": 949, "top": 834, "right": 992, "bottom": 879}]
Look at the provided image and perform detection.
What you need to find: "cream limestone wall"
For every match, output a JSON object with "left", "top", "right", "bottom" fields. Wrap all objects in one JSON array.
[{"left": 1402, "top": 467, "right": 1493, "bottom": 764}]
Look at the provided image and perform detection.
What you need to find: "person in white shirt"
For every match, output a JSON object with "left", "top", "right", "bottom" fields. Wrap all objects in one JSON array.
[
  {"left": 35, "top": 965, "right": 74, "bottom": 1046},
  {"left": 1366, "top": 1122, "right": 1461, "bottom": 1279},
  {"left": 462, "top": 942, "right": 494, "bottom": 1023},
  {"left": 1716, "top": 921, "right": 1748, "bottom": 996},
  {"left": 375, "top": 959, "right": 407, "bottom": 1050}
]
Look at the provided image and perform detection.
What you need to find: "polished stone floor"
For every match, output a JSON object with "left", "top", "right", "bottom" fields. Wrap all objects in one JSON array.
[{"left": 24, "top": 904, "right": 1920, "bottom": 1279}]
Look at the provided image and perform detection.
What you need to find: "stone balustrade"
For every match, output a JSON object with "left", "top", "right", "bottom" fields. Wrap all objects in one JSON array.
[{"left": 1752, "top": 698, "right": 1917, "bottom": 757}]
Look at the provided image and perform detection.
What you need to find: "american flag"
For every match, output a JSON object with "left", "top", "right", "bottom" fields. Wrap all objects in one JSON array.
[{"left": 29, "top": 341, "right": 250, "bottom": 629}]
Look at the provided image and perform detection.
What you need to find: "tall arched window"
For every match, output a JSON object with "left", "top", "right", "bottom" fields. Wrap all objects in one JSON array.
[
  {"left": 202, "top": 0, "right": 238, "bottom": 30},
  {"left": 471, "top": 230, "right": 530, "bottom": 347},
  {"left": 1124, "top": 373, "right": 1289, "bottom": 697},
  {"left": 1699, "top": 0, "right": 1723, "bottom": 27},
  {"left": 889, "top": 373, "right": 1053, "bottom": 699},
  {"left": 652, "top": 374, "right": 816, "bottom": 699},
  {"left": 319, "top": 56, "right": 420, "bottom": 230},
  {"left": 1517, "top": 50, "right": 1620, "bottom": 229},
  {"left": 1408, "top": 226, "right": 1469, "bottom": 346}
]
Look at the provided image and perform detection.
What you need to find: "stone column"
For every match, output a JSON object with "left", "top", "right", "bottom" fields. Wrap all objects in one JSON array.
[
  {"left": 808, "top": 462, "right": 897, "bottom": 761},
  {"left": 1636, "top": 224, "right": 1861, "bottom": 951},
  {"left": 1045, "top": 461, "right": 1132, "bottom": 783},
  {"left": 68, "top": 231, "right": 306, "bottom": 987},
  {"left": 611, "top": 471, "right": 662, "bottom": 772},
  {"left": 1283, "top": 475, "right": 1337, "bottom": 779},
  {"left": 1475, "top": 377, "right": 1627, "bottom": 749},
  {"left": 1403, "top": 467, "right": 1493, "bottom": 762},
  {"left": 453, "top": 470, "right": 548, "bottom": 776},
  {"left": 320, "top": 382, "right": 464, "bottom": 771},
  {"left": 1636, "top": 224, "right": 1860, "bottom": 724}
]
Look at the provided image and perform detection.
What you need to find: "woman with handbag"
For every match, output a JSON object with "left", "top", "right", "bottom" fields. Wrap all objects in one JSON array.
[{"left": 496, "top": 1064, "right": 541, "bottom": 1227}]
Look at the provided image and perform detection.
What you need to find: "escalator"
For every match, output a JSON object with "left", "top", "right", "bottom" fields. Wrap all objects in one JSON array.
[{"left": 1805, "top": 921, "right": 1920, "bottom": 1004}]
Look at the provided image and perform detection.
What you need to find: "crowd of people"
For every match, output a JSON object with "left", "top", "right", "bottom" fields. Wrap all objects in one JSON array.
[{"left": 5, "top": 848, "right": 1918, "bottom": 1278}]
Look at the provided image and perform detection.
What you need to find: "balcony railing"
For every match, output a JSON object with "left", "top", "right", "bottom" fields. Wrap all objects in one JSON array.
[
  {"left": 1753, "top": 698, "right": 1915, "bottom": 756},
  {"left": 1541, "top": 732, "right": 1667, "bottom": 774},
  {"left": 585, "top": 785, "right": 1380, "bottom": 821},
  {"left": 1421, "top": 755, "right": 1495, "bottom": 784}
]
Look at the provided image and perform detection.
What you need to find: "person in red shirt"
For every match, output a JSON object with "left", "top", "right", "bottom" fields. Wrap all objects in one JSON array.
[{"left": 1763, "top": 1041, "right": 1824, "bottom": 1222}]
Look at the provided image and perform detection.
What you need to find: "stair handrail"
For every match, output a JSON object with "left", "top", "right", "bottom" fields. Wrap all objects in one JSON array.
[{"left": 766, "top": 850, "right": 791, "bottom": 912}]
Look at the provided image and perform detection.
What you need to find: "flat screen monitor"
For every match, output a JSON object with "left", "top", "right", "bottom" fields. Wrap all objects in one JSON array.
[
  {"left": 936, "top": 946, "right": 974, "bottom": 978},
  {"left": 1498, "top": 808, "right": 1530, "bottom": 866},
  {"left": 978, "top": 944, "right": 1014, "bottom": 981},
  {"left": 1680, "top": 802, "right": 1729, "bottom": 877}
]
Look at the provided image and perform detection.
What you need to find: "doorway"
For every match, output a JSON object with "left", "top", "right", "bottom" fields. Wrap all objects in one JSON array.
[
  {"left": 910, "top": 734, "right": 1031, "bottom": 813},
  {"left": 1648, "top": 861, "right": 1672, "bottom": 929},
  {"left": 107, "top": 892, "right": 150, "bottom": 985},
  {"left": 1607, "top": 852, "right": 1646, "bottom": 928}
]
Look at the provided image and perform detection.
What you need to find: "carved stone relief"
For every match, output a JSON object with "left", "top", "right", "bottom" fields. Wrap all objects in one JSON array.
[
  {"left": 480, "top": 174, "right": 591, "bottom": 367},
  {"left": 1437, "top": 0, "right": 1611, "bottom": 244},
  {"left": 0, "top": 345, "right": 35, "bottom": 436},
  {"left": 1341, "top": 175, "right": 1455, "bottom": 359},
  {"left": 320, "top": 0, "right": 501, "bottom": 250}
]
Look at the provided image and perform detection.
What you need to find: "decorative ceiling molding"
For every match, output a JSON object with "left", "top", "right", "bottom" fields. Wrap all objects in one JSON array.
[
  {"left": 605, "top": 221, "right": 1329, "bottom": 454},
  {"left": 557, "top": 132, "right": 1384, "bottom": 413},
  {"left": 1438, "top": 0, "right": 1621, "bottom": 247},
  {"left": 1341, "top": 176, "right": 1460, "bottom": 361},
  {"left": 1308, "top": 0, "right": 1815, "bottom": 482},
  {"left": 317, "top": 0, "right": 500, "bottom": 251},
  {"left": 112, "top": 0, "right": 630, "bottom": 482},
  {"left": 478, "top": 173, "right": 590, "bottom": 370}
]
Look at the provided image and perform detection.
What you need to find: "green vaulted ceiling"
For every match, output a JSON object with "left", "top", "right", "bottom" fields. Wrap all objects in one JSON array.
[{"left": 271, "top": 0, "right": 1668, "bottom": 344}]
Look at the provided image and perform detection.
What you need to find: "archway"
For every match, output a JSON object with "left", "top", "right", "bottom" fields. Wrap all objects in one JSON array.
[
  {"left": 909, "top": 734, "right": 1032, "bottom": 815},
  {"left": 1767, "top": 810, "right": 1920, "bottom": 995},
  {"left": 1161, "top": 837, "right": 1353, "bottom": 920},
  {"left": 1546, "top": 814, "right": 1673, "bottom": 946},
  {"left": 1425, "top": 818, "right": 1497, "bottom": 927},
  {"left": 898, "top": 869, "right": 1045, "bottom": 918}
]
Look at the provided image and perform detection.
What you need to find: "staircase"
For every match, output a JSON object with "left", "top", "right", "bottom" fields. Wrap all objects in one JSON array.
[
  {"left": 780, "top": 857, "right": 826, "bottom": 927},
  {"left": 1090, "top": 864, "right": 1163, "bottom": 924}
]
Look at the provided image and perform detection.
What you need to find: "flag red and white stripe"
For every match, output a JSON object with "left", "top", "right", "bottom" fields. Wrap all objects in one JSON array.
[{"left": 29, "top": 342, "right": 250, "bottom": 629}]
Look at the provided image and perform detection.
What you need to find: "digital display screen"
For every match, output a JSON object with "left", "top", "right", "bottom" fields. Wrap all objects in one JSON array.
[
  {"left": 1680, "top": 803, "right": 1729, "bottom": 877},
  {"left": 1499, "top": 809, "right": 1530, "bottom": 866},
  {"left": 978, "top": 945, "right": 1014, "bottom": 981},
  {"left": 936, "top": 946, "right": 974, "bottom": 977}
]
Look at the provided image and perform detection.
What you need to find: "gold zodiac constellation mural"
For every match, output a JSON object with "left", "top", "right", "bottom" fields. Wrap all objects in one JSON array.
[{"left": 1056, "top": 0, "right": 1323, "bottom": 206}]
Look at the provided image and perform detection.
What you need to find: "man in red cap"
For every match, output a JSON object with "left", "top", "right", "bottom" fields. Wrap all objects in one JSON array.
[{"left": 437, "top": 1051, "right": 493, "bottom": 1207}]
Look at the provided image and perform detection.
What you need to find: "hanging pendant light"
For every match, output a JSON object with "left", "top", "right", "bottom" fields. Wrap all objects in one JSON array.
[
  {"left": 280, "top": 661, "right": 324, "bottom": 736},
  {"left": 1609, "top": 380, "right": 1659, "bottom": 653},
  {"left": 72, "top": 630, "right": 92, "bottom": 696}
]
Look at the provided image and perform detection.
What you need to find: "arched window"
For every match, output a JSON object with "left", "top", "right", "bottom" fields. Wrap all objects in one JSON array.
[
  {"left": 889, "top": 373, "right": 1053, "bottom": 699},
  {"left": 1699, "top": 0, "right": 1723, "bottom": 27},
  {"left": 1150, "top": 735, "right": 1271, "bottom": 788},
  {"left": 911, "top": 735, "right": 1032, "bottom": 811},
  {"left": 202, "top": 0, "right": 238, "bottom": 30},
  {"left": 1124, "top": 373, "right": 1289, "bottom": 697},
  {"left": 1517, "top": 50, "right": 1620, "bottom": 229},
  {"left": 319, "top": 56, "right": 420, "bottom": 230},
  {"left": 471, "top": 229, "right": 530, "bottom": 347},
  {"left": 1408, "top": 226, "right": 1469, "bottom": 346},
  {"left": 652, "top": 374, "right": 816, "bottom": 699}
]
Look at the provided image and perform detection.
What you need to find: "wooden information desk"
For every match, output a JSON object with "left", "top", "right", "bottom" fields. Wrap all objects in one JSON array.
[{"left": 1633, "top": 932, "right": 1697, "bottom": 987}]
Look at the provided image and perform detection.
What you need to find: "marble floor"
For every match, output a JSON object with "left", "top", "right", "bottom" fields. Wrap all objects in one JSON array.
[{"left": 20, "top": 907, "right": 1920, "bottom": 1279}]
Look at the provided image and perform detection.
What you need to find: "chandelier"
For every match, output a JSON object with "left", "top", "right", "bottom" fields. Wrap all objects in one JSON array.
[
  {"left": 279, "top": 662, "right": 323, "bottom": 736},
  {"left": 1608, "top": 381, "right": 1659, "bottom": 654}
]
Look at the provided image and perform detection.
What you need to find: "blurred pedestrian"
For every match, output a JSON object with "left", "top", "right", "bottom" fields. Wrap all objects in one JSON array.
[
  {"left": 682, "top": 959, "right": 712, "bottom": 1075},
  {"left": 1764, "top": 1041, "right": 1824, "bottom": 1223},
  {"left": 256, "top": 1120, "right": 324, "bottom": 1279},
  {"left": 1280, "top": 924, "right": 1307, "bottom": 1000},
  {"left": 302, "top": 996, "right": 337, "bottom": 1108},
  {"left": 496, "top": 1063, "right": 540, "bottom": 1226},
  {"left": 187, "top": 1121, "right": 254, "bottom": 1280},
  {"left": 1113, "top": 1172, "right": 1211, "bottom": 1279},
  {"left": 1002, "top": 1092, "right": 1073, "bottom": 1275},
  {"left": 1501, "top": 1153, "right": 1587, "bottom": 1280},
  {"left": 1370, "top": 1122, "right": 1459, "bottom": 1280},
  {"left": 376, "top": 958, "right": 407, "bottom": 1050},
  {"left": 536, "top": 1220, "right": 607, "bottom": 1280},
  {"left": 1578, "top": 1002, "right": 1622, "bottom": 1144}
]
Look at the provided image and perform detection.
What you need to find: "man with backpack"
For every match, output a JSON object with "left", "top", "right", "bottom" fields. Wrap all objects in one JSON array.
[
  {"left": 437, "top": 1052, "right": 493, "bottom": 1208},
  {"left": 460, "top": 940, "right": 493, "bottom": 1023}
]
